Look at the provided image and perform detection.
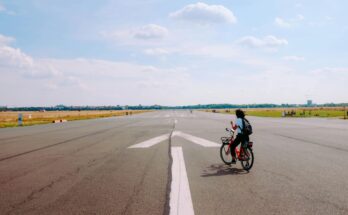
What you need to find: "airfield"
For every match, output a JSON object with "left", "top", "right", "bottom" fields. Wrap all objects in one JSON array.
[{"left": 0, "top": 110, "right": 347, "bottom": 214}]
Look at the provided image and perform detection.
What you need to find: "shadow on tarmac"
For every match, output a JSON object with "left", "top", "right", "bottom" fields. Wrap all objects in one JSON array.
[{"left": 201, "top": 163, "right": 249, "bottom": 177}]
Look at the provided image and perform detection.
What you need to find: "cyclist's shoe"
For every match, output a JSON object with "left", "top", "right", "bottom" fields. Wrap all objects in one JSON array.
[{"left": 231, "top": 159, "right": 236, "bottom": 164}]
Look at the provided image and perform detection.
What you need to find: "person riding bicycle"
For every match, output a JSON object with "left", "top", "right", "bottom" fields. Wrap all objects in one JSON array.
[{"left": 230, "top": 109, "right": 250, "bottom": 164}]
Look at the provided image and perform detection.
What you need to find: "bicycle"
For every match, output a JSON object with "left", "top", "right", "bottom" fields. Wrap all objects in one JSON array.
[{"left": 220, "top": 128, "right": 254, "bottom": 171}]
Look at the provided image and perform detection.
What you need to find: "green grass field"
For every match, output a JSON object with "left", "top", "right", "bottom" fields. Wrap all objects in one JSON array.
[
  {"left": 0, "top": 110, "right": 150, "bottom": 128},
  {"left": 205, "top": 108, "right": 348, "bottom": 119}
]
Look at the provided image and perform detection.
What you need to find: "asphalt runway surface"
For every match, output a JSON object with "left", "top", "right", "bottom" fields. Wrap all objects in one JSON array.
[{"left": 0, "top": 111, "right": 347, "bottom": 215}]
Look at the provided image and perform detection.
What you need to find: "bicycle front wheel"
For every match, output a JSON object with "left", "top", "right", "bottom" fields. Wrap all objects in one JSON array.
[
  {"left": 220, "top": 144, "right": 233, "bottom": 165},
  {"left": 240, "top": 147, "right": 254, "bottom": 171}
]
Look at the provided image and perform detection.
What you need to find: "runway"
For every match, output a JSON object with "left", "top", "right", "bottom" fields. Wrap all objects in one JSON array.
[{"left": 0, "top": 111, "right": 347, "bottom": 214}]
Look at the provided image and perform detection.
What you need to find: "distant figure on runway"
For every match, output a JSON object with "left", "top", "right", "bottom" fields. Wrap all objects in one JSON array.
[{"left": 230, "top": 109, "right": 252, "bottom": 164}]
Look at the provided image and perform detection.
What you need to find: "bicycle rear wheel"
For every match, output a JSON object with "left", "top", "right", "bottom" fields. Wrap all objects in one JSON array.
[
  {"left": 240, "top": 147, "right": 254, "bottom": 171},
  {"left": 220, "top": 144, "right": 233, "bottom": 165}
]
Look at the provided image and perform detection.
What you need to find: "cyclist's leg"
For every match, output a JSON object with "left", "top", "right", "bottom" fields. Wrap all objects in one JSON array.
[
  {"left": 240, "top": 135, "right": 250, "bottom": 158},
  {"left": 231, "top": 134, "right": 242, "bottom": 159},
  {"left": 244, "top": 135, "right": 249, "bottom": 146},
  {"left": 240, "top": 135, "right": 247, "bottom": 150}
]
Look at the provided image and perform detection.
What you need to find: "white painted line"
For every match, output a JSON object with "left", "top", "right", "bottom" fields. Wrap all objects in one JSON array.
[
  {"left": 172, "top": 131, "right": 220, "bottom": 147},
  {"left": 165, "top": 114, "right": 171, "bottom": 118},
  {"left": 170, "top": 147, "right": 195, "bottom": 215},
  {"left": 128, "top": 134, "right": 170, "bottom": 148},
  {"left": 174, "top": 119, "right": 178, "bottom": 124}
]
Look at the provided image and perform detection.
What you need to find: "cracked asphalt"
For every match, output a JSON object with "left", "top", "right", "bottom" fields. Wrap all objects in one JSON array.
[{"left": 0, "top": 111, "right": 347, "bottom": 214}]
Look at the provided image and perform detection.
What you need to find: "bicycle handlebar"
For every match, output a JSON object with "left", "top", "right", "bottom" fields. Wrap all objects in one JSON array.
[{"left": 225, "top": 128, "right": 235, "bottom": 135}]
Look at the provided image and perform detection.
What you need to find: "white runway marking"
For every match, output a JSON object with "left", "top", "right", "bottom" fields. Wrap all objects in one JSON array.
[
  {"left": 128, "top": 134, "right": 170, "bottom": 148},
  {"left": 128, "top": 131, "right": 219, "bottom": 149},
  {"left": 172, "top": 131, "right": 220, "bottom": 147},
  {"left": 170, "top": 147, "right": 195, "bottom": 215}
]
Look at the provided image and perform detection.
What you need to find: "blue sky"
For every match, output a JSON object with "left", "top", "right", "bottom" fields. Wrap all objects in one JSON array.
[{"left": 0, "top": 0, "right": 347, "bottom": 106}]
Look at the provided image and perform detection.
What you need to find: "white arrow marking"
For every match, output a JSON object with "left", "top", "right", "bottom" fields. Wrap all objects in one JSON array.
[
  {"left": 172, "top": 131, "right": 220, "bottom": 147},
  {"left": 170, "top": 147, "right": 195, "bottom": 215},
  {"left": 128, "top": 134, "right": 170, "bottom": 148},
  {"left": 128, "top": 131, "right": 220, "bottom": 149}
]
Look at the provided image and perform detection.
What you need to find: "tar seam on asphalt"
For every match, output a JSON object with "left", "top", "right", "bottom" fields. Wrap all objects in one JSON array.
[
  {"left": 274, "top": 133, "right": 348, "bottom": 153},
  {"left": 0, "top": 122, "right": 133, "bottom": 162},
  {"left": 163, "top": 120, "right": 175, "bottom": 215},
  {"left": 0, "top": 123, "right": 95, "bottom": 143},
  {"left": 121, "top": 142, "right": 160, "bottom": 215},
  {"left": 0, "top": 128, "right": 125, "bottom": 186}
]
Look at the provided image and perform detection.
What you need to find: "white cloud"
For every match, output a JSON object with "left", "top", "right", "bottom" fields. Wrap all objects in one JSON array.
[
  {"left": 1, "top": 31, "right": 347, "bottom": 106},
  {"left": 169, "top": 2, "right": 237, "bottom": 24},
  {"left": 144, "top": 48, "right": 171, "bottom": 56},
  {"left": 0, "top": 35, "right": 59, "bottom": 78},
  {"left": 0, "top": 34, "right": 194, "bottom": 106},
  {"left": 0, "top": 34, "right": 15, "bottom": 45},
  {"left": 283, "top": 55, "right": 305, "bottom": 61},
  {"left": 0, "top": 38, "right": 33, "bottom": 70},
  {"left": 275, "top": 17, "right": 291, "bottom": 28},
  {"left": 103, "top": 24, "right": 168, "bottom": 42},
  {"left": 25, "top": 58, "right": 191, "bottom": 105},
  {"left": 311, "top": 67, "right": 348, "bottom": 75},
  {"left": 275, "top": 14, "right": 305, "bottom": 28},
  {"left": 0, "top": 3, "right": 15, "bottom": 15},
  {"left": 131, "top": 24, "right": 168, "bottom": 40},
  {"left": 0, "top": 46, "right": 33, "bottom": 68},
  {"left": 237, "top": 35, "right": 288, "bottom": 49},
  {"left": 217, "top": 64, "right": 348, "bottom": 104}
]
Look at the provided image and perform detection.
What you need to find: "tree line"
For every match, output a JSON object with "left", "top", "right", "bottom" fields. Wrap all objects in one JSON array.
[{"left": 1, "top": 103, "right": 347, "bottom": 112}]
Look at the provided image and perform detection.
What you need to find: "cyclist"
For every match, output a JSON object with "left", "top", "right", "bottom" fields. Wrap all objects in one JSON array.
[{"left": 230, "top": 109, "right": 249, "bottom": 164}]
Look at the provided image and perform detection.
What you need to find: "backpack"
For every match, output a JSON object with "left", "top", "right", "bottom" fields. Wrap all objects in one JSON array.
[{"left": 242, "top": 118, "right": 253, "bottom": 136}]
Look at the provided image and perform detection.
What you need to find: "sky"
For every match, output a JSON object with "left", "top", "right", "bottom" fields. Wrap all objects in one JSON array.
[{"left": 0, "top": 0, "right": 347, "bottom": 106}]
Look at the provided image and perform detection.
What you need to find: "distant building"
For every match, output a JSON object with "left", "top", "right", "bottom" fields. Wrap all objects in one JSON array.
[{"left": 307, "top": 100, "right": 313, "bottom": 106}]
